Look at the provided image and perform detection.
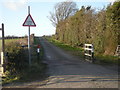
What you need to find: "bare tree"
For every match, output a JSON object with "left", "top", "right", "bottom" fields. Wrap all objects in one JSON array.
[{"left": 49, "top": 1, "right": 78, "bottom": 27}]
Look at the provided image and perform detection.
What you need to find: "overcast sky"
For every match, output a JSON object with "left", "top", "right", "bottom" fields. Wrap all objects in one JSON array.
[{"left": 0, "top": 0, "right": 116, "bottom": 37}]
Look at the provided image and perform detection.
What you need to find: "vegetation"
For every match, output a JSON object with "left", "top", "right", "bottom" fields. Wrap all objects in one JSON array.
[
  {"left": 49, "top": 1, "right": 78, "bottom": 27},
  {"left": 95, "top": 55, "right": 119, "bottom": 65},
  {"left": 2, "top": 39, "right": 28, "bottom": 84},
  {"left": 17, "top": 37, "right": 47, "bottom": 82},
  {"left": 2, "top": 37, "right": 47, "bottom": 85},
  {"left": 49, "top": 1, "right": 120, "bottom": 57}
]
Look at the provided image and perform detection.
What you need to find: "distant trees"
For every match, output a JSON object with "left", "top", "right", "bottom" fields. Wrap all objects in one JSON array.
[
  {"left": 49, "top": 1, "right": 78, "bottom": 27},
  {"left": 51, "top": 1, "right": 120, "bottom": 55}
]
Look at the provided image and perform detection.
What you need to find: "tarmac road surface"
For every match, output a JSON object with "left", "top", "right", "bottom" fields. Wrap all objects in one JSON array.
[{"left": 38, "top": 37, "right": 119, "bottom": 88}]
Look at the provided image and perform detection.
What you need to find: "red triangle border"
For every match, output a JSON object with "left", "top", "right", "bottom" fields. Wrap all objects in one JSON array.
[{"left": 23, "top": 14, "right": 36, "bottom": 27}]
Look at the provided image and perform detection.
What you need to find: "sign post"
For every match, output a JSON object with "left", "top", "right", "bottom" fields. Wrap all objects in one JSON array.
[
  {"left": 28, "top": 6, "right": 31, "bottom": 65},
  {"left": 23, "top": 6, "right": 36, "bottom": 66}
]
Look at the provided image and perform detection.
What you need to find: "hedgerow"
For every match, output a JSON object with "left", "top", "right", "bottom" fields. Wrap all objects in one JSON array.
[{"left": 4, "top": 41, "right": 28, "bottom": 76}]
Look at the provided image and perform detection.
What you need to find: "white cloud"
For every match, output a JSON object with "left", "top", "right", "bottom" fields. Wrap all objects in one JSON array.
[
  {"left": 18, "top": 0, "right": 116, "bottom": 2},
  {"left": 1, "top": 0, "right": 117, "bottom": 10},
  {"left": 2, "top": 0, "right": 28, "bottom": 11}
]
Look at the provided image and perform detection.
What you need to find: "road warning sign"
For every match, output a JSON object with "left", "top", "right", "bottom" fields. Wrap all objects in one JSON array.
[{"left": 23, "top": 14, "right": 36, "bottom": 27}]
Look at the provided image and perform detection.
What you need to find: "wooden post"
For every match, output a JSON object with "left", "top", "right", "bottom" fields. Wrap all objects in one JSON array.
[
  {"left": 2, "top": 23, "right": 5, "bottom": 53},
  {"left": 0, "top": 23, "right": 5, "bottom": 74}
]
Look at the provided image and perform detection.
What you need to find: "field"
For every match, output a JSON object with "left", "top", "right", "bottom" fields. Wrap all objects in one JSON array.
[{"left": 0, "top": 38, "right": 27, "bottom": 51}]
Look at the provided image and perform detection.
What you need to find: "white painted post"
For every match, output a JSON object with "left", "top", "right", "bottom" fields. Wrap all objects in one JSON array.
[{"left": 1, "top": 52, "right": 4, "bottom": 73}]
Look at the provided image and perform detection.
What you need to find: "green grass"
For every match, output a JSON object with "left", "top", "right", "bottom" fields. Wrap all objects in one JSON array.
[
  {"left": 95, "top": 54, "right": 119, "bottom": 65},
  {"left": 45, "top": 36, "right": 119, "bottom": 65},
  {"left": 0, "top": 38, "right": 28, "bottom": 52},
  {"left": 0, "top": 38, "right": 23, "bottom": 49},
  {"left": 0, "top": 39, "right": 22, "bottom": 55}
]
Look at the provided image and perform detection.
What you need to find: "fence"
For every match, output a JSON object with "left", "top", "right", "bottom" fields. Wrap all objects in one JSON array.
[{"left": 84, "top": 44, "right": 94, "bottom": 63}]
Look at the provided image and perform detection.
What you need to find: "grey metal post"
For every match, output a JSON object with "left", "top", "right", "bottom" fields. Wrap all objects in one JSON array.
[
  {"left": 28, "top": 6, "right": 31, "bottom": 65},
  {"left": 28, "top": 26, "right": 31, "bottom": 65}
]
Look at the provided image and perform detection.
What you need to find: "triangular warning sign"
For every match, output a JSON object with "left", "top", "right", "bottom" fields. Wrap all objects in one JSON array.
[{"left": 23, "top": 14, "right": 36, "bottom": 27}]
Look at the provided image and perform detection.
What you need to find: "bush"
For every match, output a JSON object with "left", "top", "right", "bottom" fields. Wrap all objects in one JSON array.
[{"left": 5, "top": 41, "right": 28, "bottom": 75}]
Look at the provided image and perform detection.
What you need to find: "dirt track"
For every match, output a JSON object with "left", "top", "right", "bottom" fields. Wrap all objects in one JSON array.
[{"left": 3, "top": 37, "right": 119, "bottom": 88}]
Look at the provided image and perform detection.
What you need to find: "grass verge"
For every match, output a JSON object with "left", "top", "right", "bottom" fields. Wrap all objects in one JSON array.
[
  {"left": 95, "top": 54, "right": 119, "bottom": 65},
  {"left": 45, "top": 36, "right": 119, "bottom": 65}
]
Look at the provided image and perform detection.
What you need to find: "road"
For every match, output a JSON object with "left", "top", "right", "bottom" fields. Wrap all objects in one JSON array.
[
  {"left": 39, "top": 37, "right": 119, "bottom": 88},
  {"left": 3, "top": 37, "right": 119, "bottom": 88}
]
